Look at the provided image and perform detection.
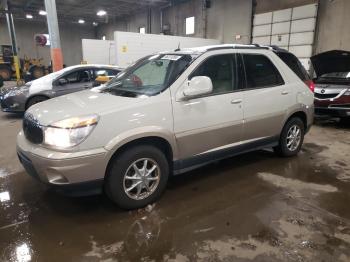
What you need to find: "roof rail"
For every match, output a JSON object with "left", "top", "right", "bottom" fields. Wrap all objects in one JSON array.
[{"left": 206, "top": 44, "right": 270, "bottom": 52}]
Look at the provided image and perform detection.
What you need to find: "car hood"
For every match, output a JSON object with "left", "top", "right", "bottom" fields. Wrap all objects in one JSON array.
[
  {"left": 311, "top": 50, "right": 350, "bottom": 77},
  {"left": 27, "top": 90, "right": 144, "bottom": 126}
]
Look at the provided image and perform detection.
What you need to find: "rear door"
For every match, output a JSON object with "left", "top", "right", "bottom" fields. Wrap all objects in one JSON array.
[{"left": 240, "top": 52, "right": 292, "bottom": 141}]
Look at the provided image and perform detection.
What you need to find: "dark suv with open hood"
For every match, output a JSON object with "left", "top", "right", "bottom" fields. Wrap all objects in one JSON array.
[{"left": 312, "top": 50, "right": 350, "bottom": 119}]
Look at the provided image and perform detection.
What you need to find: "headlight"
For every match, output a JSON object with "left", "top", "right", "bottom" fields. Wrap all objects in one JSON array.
[
  {"left": 6, "top": 85, "right": 30, "bottom": 97},
  {"left": 43, "top": 114, "right": 99, "bottom": 148}
]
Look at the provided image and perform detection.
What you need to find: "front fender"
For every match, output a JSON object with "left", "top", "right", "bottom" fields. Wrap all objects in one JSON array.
[{"left": 104, "top": 126, "right": 178, "bottom": 160}]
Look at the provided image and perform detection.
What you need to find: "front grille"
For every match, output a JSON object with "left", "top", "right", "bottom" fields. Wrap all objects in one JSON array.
[
  {"left": 23, "top": 113, "right": 43, "bottom": 144},
  {"left": 314, "top": 93, "right": 339, "bottom": 99}
]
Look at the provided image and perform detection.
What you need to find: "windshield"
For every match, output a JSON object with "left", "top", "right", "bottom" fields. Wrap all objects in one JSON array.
[
  {"left": 320, "top": 72, "right": 350, "bottom": 79},
  {"left": 103, "top": 54, "right": 193, "bottom": 97}
]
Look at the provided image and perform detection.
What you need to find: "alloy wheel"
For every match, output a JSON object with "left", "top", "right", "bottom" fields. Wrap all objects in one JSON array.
[
  {"left": 123, "top": 158, "right": 161, "bottom": 200},
  {"left": 286, "top": 125, "right": 301, "bottom": 151}
]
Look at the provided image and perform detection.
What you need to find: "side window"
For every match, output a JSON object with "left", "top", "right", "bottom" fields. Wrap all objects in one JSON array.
[
  {"left": 64, "top": 69, "right": 91, "bottom": 84},
  {"left": 242, "top": 54, "right": 284, "bottom": 89},
  {"left": 95, "top": 69, "right": 108, "bottom": 77},
  {"left": 95, "top": 69, "right": 119, "bottom": 77},
  {"left": 191, "top": 54, "right": 235, "bottom": 95},
  {"left": 108, "top": 69, "right": 120, "bottom": 76},
  {"left": 276, "top": 52, "right": 310, "bottom": 81},
  {"left": 65, "top": 71, "right": 79, "bottom": 83}
]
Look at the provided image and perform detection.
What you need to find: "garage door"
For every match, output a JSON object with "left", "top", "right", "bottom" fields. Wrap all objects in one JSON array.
[{"left": 252, "top": 3, "right": 318, "bottom": 71}]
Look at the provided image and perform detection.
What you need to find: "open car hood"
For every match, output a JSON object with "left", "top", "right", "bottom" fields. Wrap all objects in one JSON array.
[{"left": 311, "top": 50, "right": 350, "bottom": 77}]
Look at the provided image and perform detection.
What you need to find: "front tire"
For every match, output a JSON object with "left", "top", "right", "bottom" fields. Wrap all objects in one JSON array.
[
  {"left": 105, "top": 145, "right": 169, "bottom": 210},
  {"left": 274, "top": 117, "right": 305, "bottom": 157}
]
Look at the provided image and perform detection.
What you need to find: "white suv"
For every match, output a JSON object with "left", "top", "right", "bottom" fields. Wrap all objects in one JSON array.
[{"left": 17, "top": 45, "right": 314, "bottom": 209}]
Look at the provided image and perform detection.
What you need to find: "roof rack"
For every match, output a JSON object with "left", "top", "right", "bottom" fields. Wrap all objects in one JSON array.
[{"left": 205, "top": 44, "right": 270, "bottom": 52}]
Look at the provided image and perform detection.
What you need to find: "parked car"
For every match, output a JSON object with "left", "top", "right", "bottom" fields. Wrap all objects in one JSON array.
[
  {"left": 0, "top": 64, "right": 122, "bottom": 113},
  {"left": 312, "top": 50, "right": 350, "bottom": 119},
  {"left": 17, "top": 44, "right": 314, "bottom": 209}
]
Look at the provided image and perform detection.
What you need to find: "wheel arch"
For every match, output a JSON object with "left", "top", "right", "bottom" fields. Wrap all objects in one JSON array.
[
  {"left": 25, "top": 94, "right": 50, "bottom": 110},
  {"left": 104, "top": 135, "right": 175, "bottom": 179},
  {"left": 284, "top": 110, "right": 307, "bottom": 130}
]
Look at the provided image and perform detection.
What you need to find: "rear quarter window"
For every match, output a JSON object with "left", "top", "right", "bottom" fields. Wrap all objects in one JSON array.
[{"left": 276, "top": 52, "right": 310, "bottom": 81}]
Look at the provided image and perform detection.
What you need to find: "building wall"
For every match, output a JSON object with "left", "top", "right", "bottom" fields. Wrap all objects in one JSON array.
[
  {"left": 254, "top": 0, "right": 317, "bottom": 13},
  {"left": 0, "top": 19, "right": 95, "bottom": 66},
  {"left": 97, "top": 0, "right": 252, "bottom": 44},
  {"left": 162, "top": 0, "right": 204, "bottom": 37},
  {"left": 206, "top": 0, "right": 252, "bottom": 44},
  {"left": 254, "top": 0, "right": 350, "bottom": 54},
  {"left": 96, "top": 8, "right": 161, "bottom": 40},
  {"left": 315, "top": 0, "right": 350, "bottom": 53}
]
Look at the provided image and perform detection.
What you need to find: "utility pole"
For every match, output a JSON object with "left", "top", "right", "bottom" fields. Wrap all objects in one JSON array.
[
  {"left": 4, "top": 0, "right": 21, "bottom": 82},
  {"left": 44, "top": 0, "right": 63, "bottom": 72}
]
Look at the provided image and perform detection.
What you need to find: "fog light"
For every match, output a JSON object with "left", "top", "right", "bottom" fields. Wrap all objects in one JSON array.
[{"left": 46, "top": 170, "right": 69, "bottom": 184}]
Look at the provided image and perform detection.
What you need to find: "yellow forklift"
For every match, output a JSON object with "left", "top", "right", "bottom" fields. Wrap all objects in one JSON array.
[{"left": 0, "top": 45, "right": 49, "bottom": 82}]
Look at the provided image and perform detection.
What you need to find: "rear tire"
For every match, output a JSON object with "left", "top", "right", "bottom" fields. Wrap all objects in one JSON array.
[
  {"left": 274, "top": 117, "right": 305, "bottom": 157},
  {"left": 105, "top": 145, "right": 169, "bottom": 210},
  {"left": 25, "top": 96, "right": 48, "bottom": 110}
]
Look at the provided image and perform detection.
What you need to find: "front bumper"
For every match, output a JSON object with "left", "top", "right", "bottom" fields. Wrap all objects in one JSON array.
[
  {"left": 314, "top": 95, "right": 350, "bottom": 118},
  {"left": 0, "top": 92, "right": 27, "bottom": 112},
  {"left": 17, "top": 131, "right": 110, "bottom": 195},
  {"left": 315, "top": 106, "right": 350, "bottom": 118}
]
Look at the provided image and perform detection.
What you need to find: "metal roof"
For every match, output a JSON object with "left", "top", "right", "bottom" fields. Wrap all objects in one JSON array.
[{"left": 2, "top": 0, "right": 170, "bottom": 23}]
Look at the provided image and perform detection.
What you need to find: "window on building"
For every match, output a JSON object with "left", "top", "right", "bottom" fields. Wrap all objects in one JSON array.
[
  {"left": 185, "top": 16, "right": 195, "bottom": 35},
  {"left": 139, "top": 27, "right": 146, "bottom": 34}
]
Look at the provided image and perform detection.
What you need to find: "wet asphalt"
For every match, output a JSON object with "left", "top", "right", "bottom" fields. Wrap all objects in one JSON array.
[{"left": 1, "top": 86, "right": 350, "bottom": 261}]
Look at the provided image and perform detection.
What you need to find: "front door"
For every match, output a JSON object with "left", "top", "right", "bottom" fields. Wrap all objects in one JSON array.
[
  {"left": 173, "top": 53, "right": 244, "bottom": 162},
  {"left": 54, "top": 69, "right": 94, "bottom": 96}
]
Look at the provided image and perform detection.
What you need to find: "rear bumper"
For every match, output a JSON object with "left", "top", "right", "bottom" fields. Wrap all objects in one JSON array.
[{"left": 17, "top": 131, "right": 110, "bottom": 196}]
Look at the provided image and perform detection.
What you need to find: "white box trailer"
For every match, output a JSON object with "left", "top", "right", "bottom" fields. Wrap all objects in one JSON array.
[
  {"left": 82, "top": 32, "right": 220, "bottom": 67},
  {"left": 114, "top": 31, "right": 220, "bottom": 68},
  {"left": 82, "top": 39, "right": 116, "bottom": 65}
]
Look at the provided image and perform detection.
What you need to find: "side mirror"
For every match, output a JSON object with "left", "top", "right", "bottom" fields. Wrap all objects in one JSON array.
[
  {"left": 183, "top": 76, "right": 213, "bottom": 98},
  {"left": 58, "top": 78, "right": 67, "bottom": 85}
]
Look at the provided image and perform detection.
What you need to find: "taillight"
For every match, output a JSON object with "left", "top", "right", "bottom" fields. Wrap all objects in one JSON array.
[{"left": 304, "top": 80, "right": 315, "bottom": 93}]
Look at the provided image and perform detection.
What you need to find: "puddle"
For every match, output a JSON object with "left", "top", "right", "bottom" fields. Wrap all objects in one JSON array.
[
  {"left": 0, "top": 168, "right": 11, "bottom": 179},
  {"left": 257, "top": 172, "right": 338, "bottom": 194}
]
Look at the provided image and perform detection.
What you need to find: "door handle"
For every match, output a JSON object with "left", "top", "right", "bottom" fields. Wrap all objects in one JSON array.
[
  {"left": 281, "top": 91, "right": 289, "bottom": 95},
  {"left": 231, "top": 99, "right": 242, "bottom": 104}
]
